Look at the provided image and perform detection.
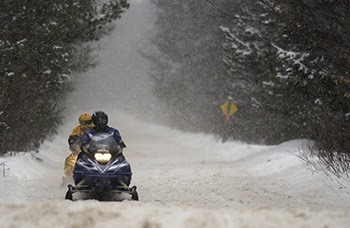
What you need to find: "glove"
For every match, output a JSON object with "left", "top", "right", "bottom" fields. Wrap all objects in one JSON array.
[
  {"left": 68, "top": 135, "right": 80, "bottom": 147},
  {"left": 68, "top": 135, "right": 81, "bottom": 154}
]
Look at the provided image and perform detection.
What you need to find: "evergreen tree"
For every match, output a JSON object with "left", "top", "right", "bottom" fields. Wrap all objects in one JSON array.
[
  {"left": 222, "top": 0, "right": 350, "bottom": 172},
  {"left": 0, "top": 0, "right": 129, "bottom": 155},
  {"left": 150, "top": 0, "right": 350, "bottom": 171}
]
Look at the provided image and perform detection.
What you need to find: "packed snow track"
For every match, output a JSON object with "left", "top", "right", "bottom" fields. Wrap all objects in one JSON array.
[{"left": 0, "top": 113, "right": 349, "bottom": 227}]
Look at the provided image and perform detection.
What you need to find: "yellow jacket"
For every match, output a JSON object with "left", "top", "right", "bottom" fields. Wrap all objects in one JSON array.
[
  {"left": 64, "top": 124, "right": 93, "bottom": 177},
  {"left": 71, "top": 125, "right": 88, "bottom": 137},
  {"left": 68, "top": 125, "right": 91, "bottom": 148}
]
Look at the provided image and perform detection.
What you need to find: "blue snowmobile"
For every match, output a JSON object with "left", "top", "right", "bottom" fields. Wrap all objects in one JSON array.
[{"left": 65, "top": 132, "right": 138, "bottom": 201}]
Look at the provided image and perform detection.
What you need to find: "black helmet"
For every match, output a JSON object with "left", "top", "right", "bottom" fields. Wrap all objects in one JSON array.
[{"left": 92, "top": 111, "right": 108, "bottom": 129}]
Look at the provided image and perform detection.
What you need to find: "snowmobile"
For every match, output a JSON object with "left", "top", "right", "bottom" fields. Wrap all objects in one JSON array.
[{"left": 65, "top": 132, "right": 138, "bottom": 201}]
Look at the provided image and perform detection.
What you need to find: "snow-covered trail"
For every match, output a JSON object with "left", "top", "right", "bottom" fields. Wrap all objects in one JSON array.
[
  {"left": 1, "top": 0, "right": 350, "bottom": 226},
  {"left": 1, "top": 112, "right": 350, "bottom": 227}
]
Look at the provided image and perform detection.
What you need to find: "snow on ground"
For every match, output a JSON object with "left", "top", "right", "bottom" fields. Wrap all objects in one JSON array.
[
  {"left": 0, "top": 111, "right": 350, "bottom": 227},
  {"left": 2, "top": 0, "right": 349, "bottom": 226}
]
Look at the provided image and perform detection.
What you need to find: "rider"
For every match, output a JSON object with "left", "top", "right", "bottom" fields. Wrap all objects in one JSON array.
[
  {"left": 81, "top": 111, "right": 126, "bottom": 152},
  {"left": 63, "top": 113, "right": 94, "bottom": 180}
]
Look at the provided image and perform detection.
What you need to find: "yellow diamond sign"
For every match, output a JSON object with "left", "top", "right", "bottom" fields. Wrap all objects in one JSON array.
[{"left": 220, "top": 101, "right": 238, "bottom": 116}]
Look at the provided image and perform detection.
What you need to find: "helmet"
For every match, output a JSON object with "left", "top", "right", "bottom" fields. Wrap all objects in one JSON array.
[
  {"left": 78, "top": 113, "right": 93, "bottom": 130},
  {"left": 92, "top": 111, "right": 108, "bottom": 129}
]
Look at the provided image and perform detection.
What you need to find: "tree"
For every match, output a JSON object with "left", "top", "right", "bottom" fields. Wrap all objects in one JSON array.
[
  {"left": 150, "top": 0, "right": 350, "bottom": 171},
  {"left": 148, "top": 0, "right": 230, "bottom": 136},
  {"left": 0, "top": 0, "right": 129, "bottom": 155},
  {"left": 222, "top": 0, "right": 350, "bottom": 173}
]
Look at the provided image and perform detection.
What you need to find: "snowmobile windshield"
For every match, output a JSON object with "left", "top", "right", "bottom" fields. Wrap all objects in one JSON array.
[{"left": 87, "top": 132, "right": 119, "bottom": 155}]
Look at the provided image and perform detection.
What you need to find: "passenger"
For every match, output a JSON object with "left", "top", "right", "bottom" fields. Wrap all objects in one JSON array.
[{"left": 62, "top": 113, "right": 93, "bottom": 184}]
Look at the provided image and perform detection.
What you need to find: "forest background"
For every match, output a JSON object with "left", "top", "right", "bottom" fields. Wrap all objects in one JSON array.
[{"left": 0, "top": 0, "right": 349, "bottom": 175}]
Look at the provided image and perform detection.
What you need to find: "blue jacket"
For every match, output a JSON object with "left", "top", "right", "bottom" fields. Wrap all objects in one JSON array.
[{"left": 81, "top": 127, "right": 122, "bottom": 146}]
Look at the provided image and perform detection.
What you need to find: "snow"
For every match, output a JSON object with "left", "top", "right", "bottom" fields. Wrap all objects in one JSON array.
[
  {"left": 1, "top": 0, "right": 350, "bottom": 226},
  {"left": 262, "top": 81, "right": 275, "bottom": 87},
  {"left": 53, "top": 45, "right": 62, "bottom": 50},
  {"left": 314, "top": 98, "right": 323, "bottom": 105},
  {"left": 0, "top": 202, "right": 350, "bottom": 228},
  {"left": 0, "top": 112, "right": 350, "bottom": 227},
  {"left": 43, "top": 69, "right": 52, "bottom": 74},
  {"left": 16, "top": 39, "right": 27, "bottom": 45},
  {"left": 5, "top": 72, "right": 15, "bottom": 77},
  {"left": 272, "top": 44, "right": 310, "bottom": 74},
  {"left": 245, "top": 27, "right": 261, "bottom": 37}
]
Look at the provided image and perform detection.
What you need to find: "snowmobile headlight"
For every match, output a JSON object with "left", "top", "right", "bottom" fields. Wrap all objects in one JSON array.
[{"left": 94, "top": 152, "right": 112, "bottom": 163}]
